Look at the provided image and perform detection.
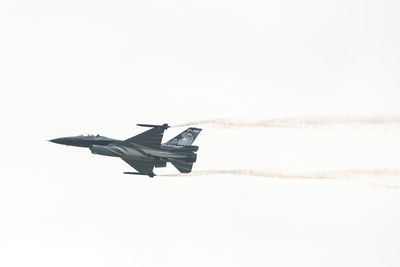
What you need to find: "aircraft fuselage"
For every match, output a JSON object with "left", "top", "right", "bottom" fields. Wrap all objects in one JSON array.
[
  {"left": 50, "top": 135, "right": 197, "bottom": 167},
  {"left": 50, "top": 124, "right": 201, "bottom": 177}
]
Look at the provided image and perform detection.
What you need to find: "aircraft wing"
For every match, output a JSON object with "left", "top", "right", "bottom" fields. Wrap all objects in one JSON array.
[
  {"left": 121, "top": 158, "right": 155, "bottom": 176},
  {"left": 124, "top": 126, "right": 167, "bottom": 149}
]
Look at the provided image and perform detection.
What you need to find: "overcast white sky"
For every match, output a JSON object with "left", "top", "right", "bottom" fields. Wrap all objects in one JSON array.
[{"left": 1, "top": 0, "right": 400, "bottom": 266}]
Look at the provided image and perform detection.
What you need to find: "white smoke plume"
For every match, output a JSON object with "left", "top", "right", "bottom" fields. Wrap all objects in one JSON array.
[
  {"left": 171, "top": 116, "right": 400, "bottom": 189},
  {"left": 160, "top": 169, "right": 400, "bottom": 189},
  {"left": 173, "top": 116, "right": 400, "bottom": 129}
]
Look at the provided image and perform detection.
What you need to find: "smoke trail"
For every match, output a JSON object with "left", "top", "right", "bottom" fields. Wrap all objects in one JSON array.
[
  {"left": 160, "top": 169, "right": 400, "bottom": 189},
  {"left": 173, "top": 117, "right": 400, "bottom": 129}
]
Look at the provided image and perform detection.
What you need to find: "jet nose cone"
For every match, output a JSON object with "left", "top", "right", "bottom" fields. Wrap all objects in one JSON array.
[{"left": 49, "top": 137, "right": 70, "bottom": 145}]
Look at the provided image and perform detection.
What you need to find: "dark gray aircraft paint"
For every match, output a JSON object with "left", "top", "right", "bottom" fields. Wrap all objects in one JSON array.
[{"left": 49, "top": 124, "right": 201, "bottom": 177}]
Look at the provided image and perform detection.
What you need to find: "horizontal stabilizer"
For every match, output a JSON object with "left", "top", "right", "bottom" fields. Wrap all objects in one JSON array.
[{"left": 170, "top": 160, "right": 193, "bottom": 173}]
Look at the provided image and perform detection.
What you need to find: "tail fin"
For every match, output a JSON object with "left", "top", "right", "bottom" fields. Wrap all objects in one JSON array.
[{"left": 165, "top": 128, "right": 202, "bottom": 146}]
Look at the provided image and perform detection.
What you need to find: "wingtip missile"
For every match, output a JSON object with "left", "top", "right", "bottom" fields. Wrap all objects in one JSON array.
[
  {"left": 136, "top": 123, "right": 170, "bottom": 129},
  {"left": 123, "top": 171, "right": 156, "bottom": 177}
]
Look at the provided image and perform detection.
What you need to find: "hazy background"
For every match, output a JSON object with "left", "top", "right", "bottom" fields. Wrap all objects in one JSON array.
[{"left": 1, "top": 0, "right": 399, "bottom": 266}]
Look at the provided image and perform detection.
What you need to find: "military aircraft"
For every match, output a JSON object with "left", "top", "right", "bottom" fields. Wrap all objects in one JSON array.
[{"left": 50, "top": 124, "right": 201, "bottom": 177}]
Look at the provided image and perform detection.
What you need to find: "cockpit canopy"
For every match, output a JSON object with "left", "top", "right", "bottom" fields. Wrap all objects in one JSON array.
[{"left": 80, "top": 134, "right": 100, "bottom": 137}]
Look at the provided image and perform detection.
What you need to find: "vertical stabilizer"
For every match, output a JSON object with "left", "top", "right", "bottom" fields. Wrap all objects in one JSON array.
[{"left": 165, "top": 128, "right": 202, "bottom": 146}]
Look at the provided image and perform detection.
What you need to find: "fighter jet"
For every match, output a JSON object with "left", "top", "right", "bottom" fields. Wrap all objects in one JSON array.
[{"left": 50, "top": 124, "right": 201, "bottom": 177}]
